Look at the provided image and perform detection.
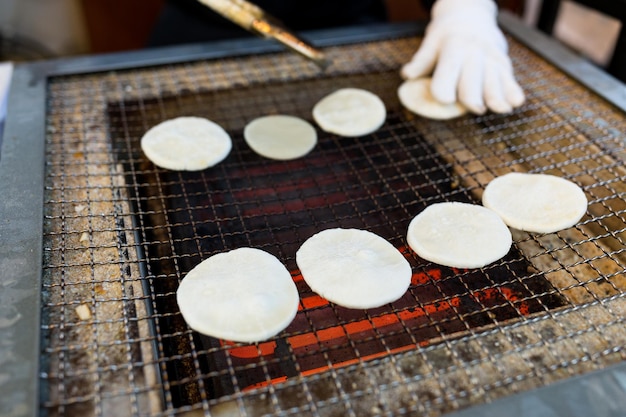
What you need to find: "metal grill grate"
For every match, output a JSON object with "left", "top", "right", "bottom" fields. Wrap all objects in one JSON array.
[{"left": 39, "top": 31, "right": 626, "bottom": 417}]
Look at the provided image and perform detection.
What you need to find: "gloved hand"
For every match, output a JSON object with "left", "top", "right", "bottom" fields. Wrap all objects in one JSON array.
[{"left": 400, "top": 0, "right": 525, "bottom": 114}]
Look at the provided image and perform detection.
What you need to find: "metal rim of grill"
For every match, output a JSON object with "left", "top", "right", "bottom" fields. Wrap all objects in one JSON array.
[{"left": 2, "top": 15, "right": 626, "bottom": 417}]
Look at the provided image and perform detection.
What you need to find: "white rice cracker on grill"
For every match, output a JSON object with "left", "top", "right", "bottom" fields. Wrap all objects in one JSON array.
[
  {"left": 407, "top": 202, "right": 512, "bottom": 269},
  {"left": 312, "top": 88, "right": 386, "bottom": 137},
  {"left": 483, "top": 172, "right": 588, "bottom": 234},
  {"left": 398, "top": 78, "right": 467, "bottom": 120},
  {"left": 296, "top": 228, "right": 412, "bottom": 309},
  {"left": 176, "top": 248, "right": 299, "bottom": 343},
  {"left": 141, "top": 116, "right": 232, "bottom": 171},
  {"left": 243, "top": 115, "right": 317, "bottom": 160}
]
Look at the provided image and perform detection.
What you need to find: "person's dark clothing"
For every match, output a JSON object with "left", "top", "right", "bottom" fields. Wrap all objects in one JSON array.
[{"left": 148, "top": 0, "right": 434, "bottom": 47}]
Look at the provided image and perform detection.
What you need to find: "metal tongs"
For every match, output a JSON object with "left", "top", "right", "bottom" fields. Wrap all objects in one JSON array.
[{"left": 196, "top": 0, "right": 330, "bottom": 69}]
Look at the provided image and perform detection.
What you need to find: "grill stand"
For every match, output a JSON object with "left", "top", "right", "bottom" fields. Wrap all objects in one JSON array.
[{"left": 1, "top": 12, "right": 625, "bottom": 417}]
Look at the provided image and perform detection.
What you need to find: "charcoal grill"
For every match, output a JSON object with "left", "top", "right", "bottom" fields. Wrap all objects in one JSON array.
[{"left": 2, "top": 12, "right": 626, "bottom": 417}]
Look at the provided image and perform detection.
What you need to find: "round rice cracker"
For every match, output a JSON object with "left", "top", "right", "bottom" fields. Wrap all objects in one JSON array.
[
  {"left": 141, "top": 116, "right": 232, "bottom": 171},
  {"left": 244, "top": 115, "right": 317, "bottom": 160},
  {"left": 176, "top": 248, "right": 299, "bottom": 343},
  {"left": 296, "top": 228, "right": 412, "bottom": 309},
  {"left": 398, "top": 78, "right": 468, "bottom": 120},
  {"left": 482, "top": 172, "right": 588, "bottom": 233},
  {"left": 312, "top": 88, "right": 387, "bottom": 137},
  {"left": 407, "top": 202, "right": 512, "bottom": 269}
]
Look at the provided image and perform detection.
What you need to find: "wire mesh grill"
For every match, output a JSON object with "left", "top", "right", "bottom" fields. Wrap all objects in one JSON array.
[{"left": 40, "top": 34, "right": 626, "bottom": 417}]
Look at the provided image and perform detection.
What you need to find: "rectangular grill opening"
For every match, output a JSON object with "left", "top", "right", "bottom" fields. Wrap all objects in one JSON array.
[{"left": 107, "top": 69, "right": 567, "bottom": 407}]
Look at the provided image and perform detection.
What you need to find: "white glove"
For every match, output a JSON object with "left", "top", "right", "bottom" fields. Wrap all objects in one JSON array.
[{"left": 401, "top": 0, "right": 525, "bottom": 114}]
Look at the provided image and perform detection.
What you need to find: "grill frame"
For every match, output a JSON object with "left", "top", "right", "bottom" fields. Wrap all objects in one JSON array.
[{"left": 2, "top": 12, "right": 626, "bottom": 417}]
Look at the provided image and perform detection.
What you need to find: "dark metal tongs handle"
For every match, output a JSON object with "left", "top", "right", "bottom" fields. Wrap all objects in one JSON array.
[{"left": 196, "top": 0, "right": 330, "bottom": 69}]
